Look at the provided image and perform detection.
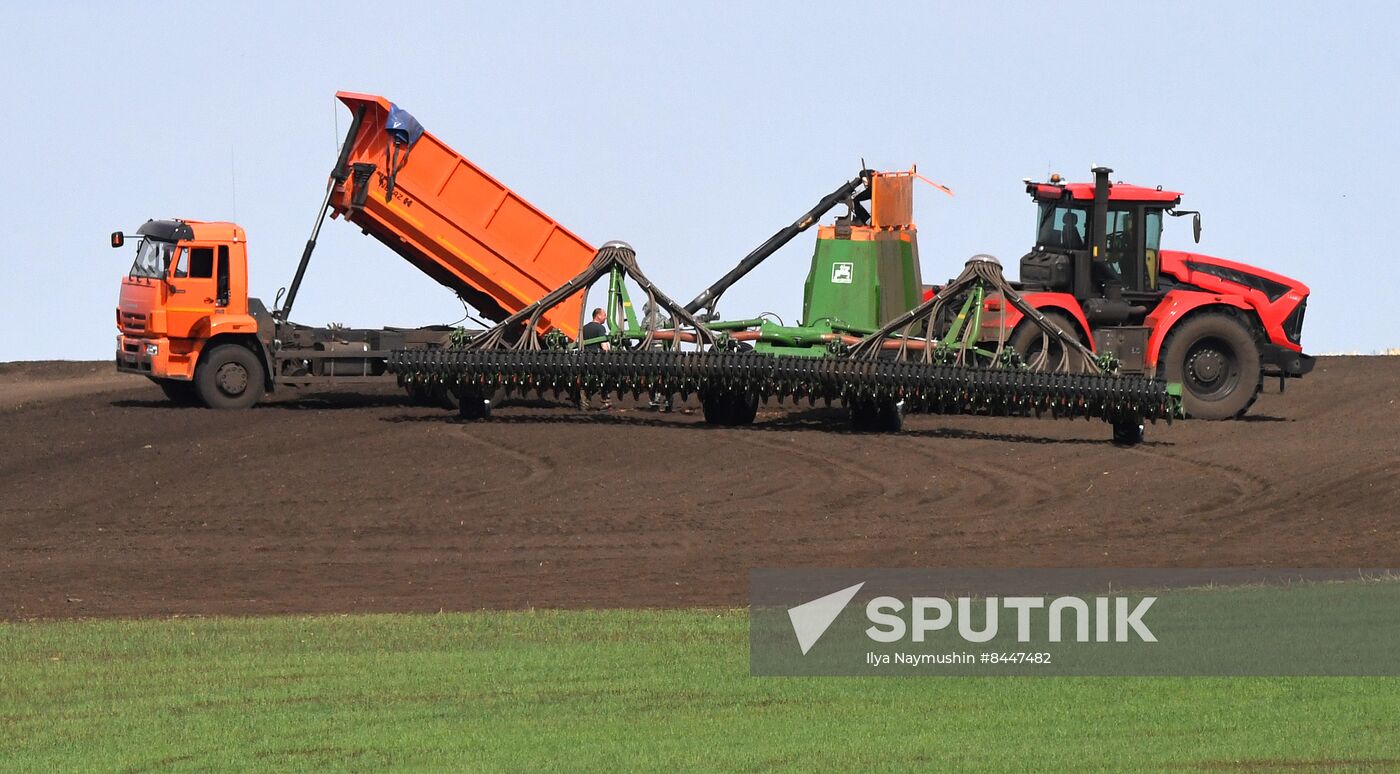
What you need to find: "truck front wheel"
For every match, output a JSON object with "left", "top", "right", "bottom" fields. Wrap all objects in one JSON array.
[
  {"left": 1161, "top": 313, "right": 1261, "bottom": 420},
  {"left": 195, "top": 344, "right": 266, "bottom": 409},
  {"left": 156, "top": 378, "right": 201, "bottom": 406}
]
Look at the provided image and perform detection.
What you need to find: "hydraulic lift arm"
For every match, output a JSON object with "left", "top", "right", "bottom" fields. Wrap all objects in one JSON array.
[
  {"left": 682, "top": 170, "right": 872, "bottom": 316},
  {"left": 275, "top": 104, "right": 368, "bottom": 323}
]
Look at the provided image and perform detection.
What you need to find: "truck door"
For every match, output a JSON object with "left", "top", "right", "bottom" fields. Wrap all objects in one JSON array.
[{"left": 166, "top": 245, "right": 219, "bottom": 339}]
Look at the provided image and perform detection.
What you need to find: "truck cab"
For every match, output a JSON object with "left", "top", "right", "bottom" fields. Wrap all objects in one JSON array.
[{"left": 115, "top": 219, "right": 272, "bottom": 407}]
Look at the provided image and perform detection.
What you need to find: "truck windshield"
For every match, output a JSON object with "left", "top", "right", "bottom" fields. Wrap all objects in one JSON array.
[{"left": 129, "top": 238, "right": 177, "bottom": 279}]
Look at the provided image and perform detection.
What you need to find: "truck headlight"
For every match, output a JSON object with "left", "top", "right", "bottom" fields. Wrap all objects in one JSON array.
[{"left": 145, "top": 344, "right": 160, "bottom": 357}]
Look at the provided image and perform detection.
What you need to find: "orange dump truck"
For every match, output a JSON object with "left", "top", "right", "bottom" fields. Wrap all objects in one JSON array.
[{"left": 113, "top": 92, "right": 596, "bottom": 408}]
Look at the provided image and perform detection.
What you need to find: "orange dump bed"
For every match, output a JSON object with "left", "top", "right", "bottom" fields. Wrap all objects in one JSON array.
[{"left": 329, "top": 92, "right": 594, "bottom": 338}]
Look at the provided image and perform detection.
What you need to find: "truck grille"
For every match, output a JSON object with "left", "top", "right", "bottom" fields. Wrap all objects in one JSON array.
[{"left": 120, "top": 312, "right": 147, "bottom": 333}]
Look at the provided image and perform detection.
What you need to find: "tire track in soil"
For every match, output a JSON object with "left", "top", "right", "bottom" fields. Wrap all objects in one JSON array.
[
  {"left": 734, "top": 429, "right": 1023, "bottom": 558},
  {"left": 449, "top": 418, "right": 768, "bottom": 562},
  {"left": 684, "top": 432, "right": 811, "bottom": 515},
  {"left": 893, "top": 434, "right": 1059, "bottom": 506},
  {"left": 1124, "top": 446, "right": 1268, "bottom": 516},
  {"left": 447, "top": 423, "right": 557, "bottom": 499},
  {"left": 737, "top": 431, "right": 903, "bottom": 506},
  {"left": 594, "top": 425, "right": 925, "bottom": 567},
  {"left": 640, "top": 429, "right": 878, "bottom": 562},
  {"left": 888, "top": 435, "right": 1065, "bottom": 546},
  {"left": 1120, "top": 444, "right": 1270, "bottom": 549}
]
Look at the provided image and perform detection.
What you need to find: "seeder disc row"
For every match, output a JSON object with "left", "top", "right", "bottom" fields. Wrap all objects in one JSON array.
[{"left": 388, "top": 349, "right": 1178, "bottom": 424}]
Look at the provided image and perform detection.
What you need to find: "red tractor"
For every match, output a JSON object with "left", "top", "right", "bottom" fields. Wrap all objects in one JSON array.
[{"left": 980, "top": 166, "right": 1312, "bottom": 419}]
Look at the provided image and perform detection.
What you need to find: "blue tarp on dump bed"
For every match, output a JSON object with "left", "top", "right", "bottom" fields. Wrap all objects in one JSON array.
[{"left": 386, "top": 103, "right": 424, "bottom": 147}]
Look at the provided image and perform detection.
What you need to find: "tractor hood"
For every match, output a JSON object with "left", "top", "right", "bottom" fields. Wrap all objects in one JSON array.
[{"left": 1160, "top": 250, "right": 1309, "bottom": 304}]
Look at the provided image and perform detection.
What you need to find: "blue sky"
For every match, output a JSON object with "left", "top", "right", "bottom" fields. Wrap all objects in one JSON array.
[{"left": 2, "top": 1, "right": 1394, "bottom": 359}]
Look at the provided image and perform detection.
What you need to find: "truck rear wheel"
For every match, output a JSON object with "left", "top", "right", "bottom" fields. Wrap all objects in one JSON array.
[
  {"left": 195, "top": 344, "right": 266, "bottom": 409},
  {"left": 1161, "top": 313, "right": 1261, "bottom": 420}
]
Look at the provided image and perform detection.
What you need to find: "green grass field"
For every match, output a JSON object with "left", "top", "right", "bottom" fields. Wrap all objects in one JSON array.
[{"left": 3, "top": 610, "right": 1398, "bottom": 771}]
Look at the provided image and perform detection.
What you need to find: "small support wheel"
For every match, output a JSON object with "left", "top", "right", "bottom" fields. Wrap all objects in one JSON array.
[
  {"left": 431, "top": 382, "right": 461, "bottom": 411},
  {"left": 701, "top": 389, "right": 758, "bottom": 426},
  {"left": 1112, "top": 418, "right": 1145, "bottom": 446},
  {"left": 456, "top": 387, "right": 492, "bottom": 420},
  {"left": 850, "top": 399, "right": 905, "bottom": 433},
  {"left": 405, "top": 381, "right": 435, "bottom": 406}
]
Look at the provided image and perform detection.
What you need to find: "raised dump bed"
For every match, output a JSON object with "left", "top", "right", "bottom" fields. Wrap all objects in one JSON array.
[{"left": 329, "top": 92, "right": 594, "bottom": 338}]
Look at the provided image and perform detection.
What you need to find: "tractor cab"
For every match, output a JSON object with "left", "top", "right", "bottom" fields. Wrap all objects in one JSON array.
[{"left": 1021, "top": 168, "right": 1187, "bottom": 325}]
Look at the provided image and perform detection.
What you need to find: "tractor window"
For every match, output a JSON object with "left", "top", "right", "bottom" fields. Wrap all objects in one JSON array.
[
  {"left": 1037, "top": 204, "right": 1089, "bottom": 250},
  {"left": 188, "top": 247, "right": 215, "bottom": 279},
  {"left": 1104, "top": 209, "right": 1134, "bottom": 277},
  {"left": 1144, "top": 209, "right": 1162, "bottom": 290}
]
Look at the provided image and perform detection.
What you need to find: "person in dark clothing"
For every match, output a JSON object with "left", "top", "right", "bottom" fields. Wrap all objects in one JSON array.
[
  {"left": 579, "top": 307, "right": 611, "bottom": 410},
  {"left": 581, "top": 307, "right": 610, "bottom": 351}
]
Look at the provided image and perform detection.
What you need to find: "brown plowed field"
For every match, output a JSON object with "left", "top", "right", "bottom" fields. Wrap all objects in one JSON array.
[{"left": 1, "top": 358, "right": 1396, "bottom": 619}]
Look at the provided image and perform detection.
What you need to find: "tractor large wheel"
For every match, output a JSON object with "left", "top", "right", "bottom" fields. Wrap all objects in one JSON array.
[
  {"left": 1161, "top": 313, "right": 1262, "bottom": 420},
  {"left": 194, "top": 344, "right": 266, "bottom": 409},
  {"left": 1010, "top": 311, "right": 1087, "bottom": 372},
  {"left": 156, "top": 378, "right": 201, "bottom": 406}
]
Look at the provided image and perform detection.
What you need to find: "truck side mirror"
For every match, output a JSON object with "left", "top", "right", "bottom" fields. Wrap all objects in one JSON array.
[{"left": 110, "top": 231, "right": 125, "bottom": 248}]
